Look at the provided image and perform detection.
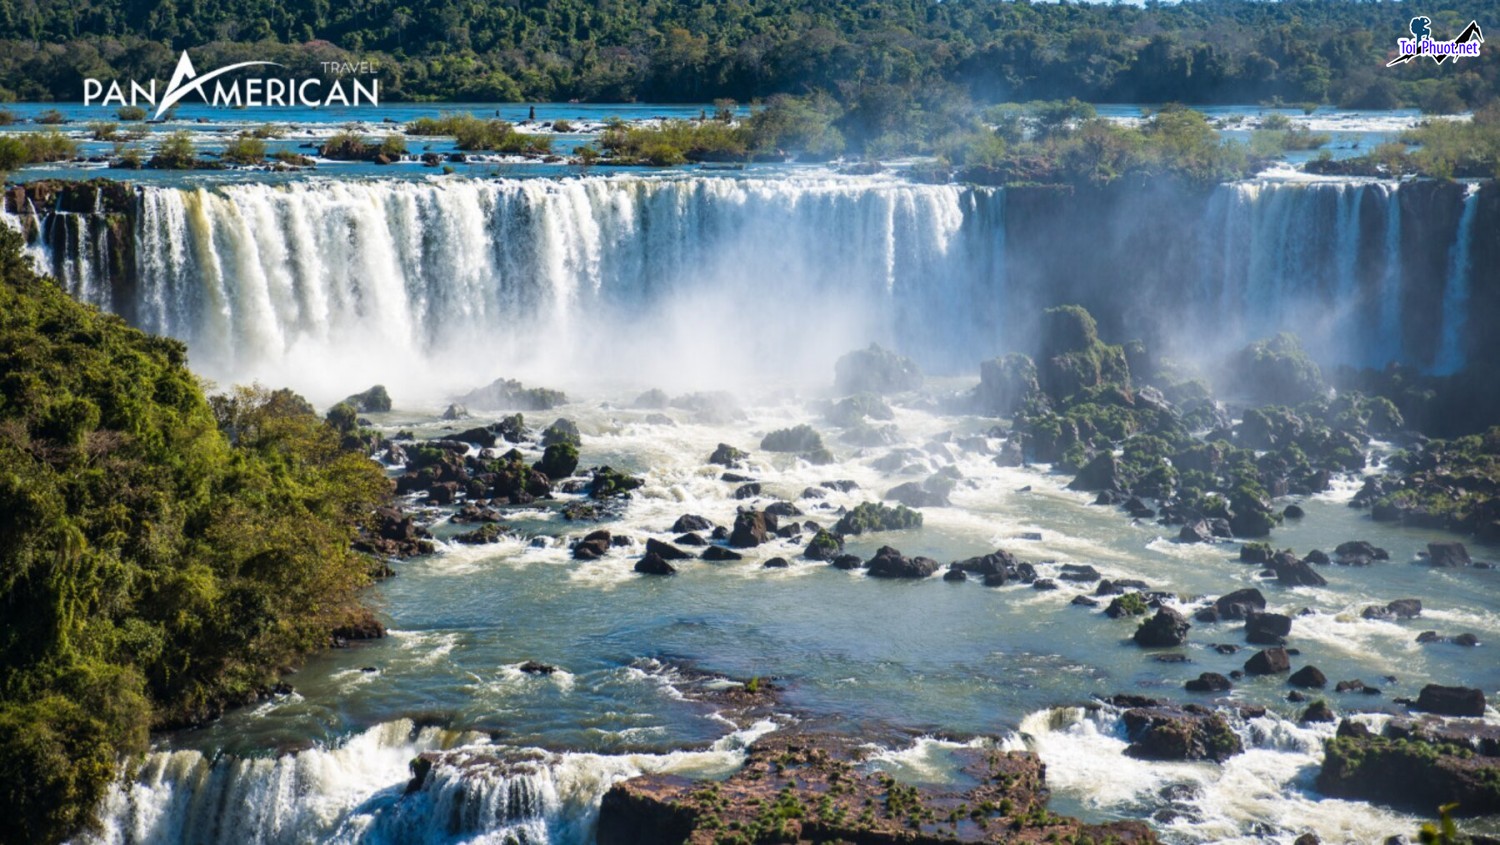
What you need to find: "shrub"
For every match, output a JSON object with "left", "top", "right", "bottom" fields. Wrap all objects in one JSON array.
[
  {"left": 221, "top": 134, "right": 266, "bottom": 164},
  {"left": 149, "top": 130, "right": 197, "bottom": 169},
  {"left": 116, "top": 105, "right": 146, "bottom": 121}
]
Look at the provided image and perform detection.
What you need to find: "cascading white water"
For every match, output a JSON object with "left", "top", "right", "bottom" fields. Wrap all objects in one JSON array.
[
  {"left": 76, "top": 718, "right": 776, "bottom": 845},
  {"left": 1432, "top": 183, "right": 1481, "bottom": 375},
  {"left": 1, "top": 174, "right": 1482, "bottom": 402}
]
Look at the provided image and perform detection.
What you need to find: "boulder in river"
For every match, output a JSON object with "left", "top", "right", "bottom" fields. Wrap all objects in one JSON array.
[
  {"left": 1318, "top": 717, "right": 1500, "bottom": 815},
  {"left": 1185, "top": 673, "right": 1233, "bottom": 693},
  {"left": 1215, "top": 588, "right": 1267, "bottom": 621},
  {"left": 729, "top": 511, "right": 776, "bottom": 547},
  {"left": 701, "top": 546, "right": 744, "bottom": 562},
  {"left": 1134, "top": 607, "right": 1190, "bottom": 647},
  {"left": 634, "top": 551, "right": 677, "bottom": 575},
  {"left": 645, "top": 538, "right": 690, "bottom": 561},
  {"left": 1244, "top": 647, "right": 1291, "bottom": 675},
  {"left": 1427, "top": 541, "right": 1472, "bottom": 567},
  {"left": 1288, "top": 665, "right": 1327, "bottom": 688},
  {"left": 671, "top": 514, "right": 713, "bottom": 533},
  {"left": 1414, "top": 684, "right": 1487, "bottom": 717},
  {"left": 1244, "top": 611, "right": 1293, "bottom": 645},
  {"left": 833, "top": 343, "right": 923, "bottom": 394},
  {"left": 865, "top": 546, "right": 939, "bottom": 579},
  {"left": 1122, "top": 705, "right": 1242, "bottom": 762}
]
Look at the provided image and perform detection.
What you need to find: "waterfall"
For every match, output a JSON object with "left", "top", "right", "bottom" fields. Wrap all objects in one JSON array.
[
  {"left": 2, "top": 174, "right": 1485, "bottom": 402},
  {"left": 74, "top": 719, "right": 774, "bottom": 845},
  {"left": 1432, "top": 183, "right": 1481, "bottom": 375}
]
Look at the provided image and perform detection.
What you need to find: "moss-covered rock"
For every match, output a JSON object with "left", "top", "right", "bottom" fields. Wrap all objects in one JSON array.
[
  {"left": 534, "top": 442, "right": 580, "bottom": 480},
  {"left": 1229, "top": 333, "right": 1325, "bottom": 406},
  {"left": 343, "top": 384, "right": 392, "bottom": 413},
  {"left": 834, "top": 501, "right": 923, "bottom": 535}
]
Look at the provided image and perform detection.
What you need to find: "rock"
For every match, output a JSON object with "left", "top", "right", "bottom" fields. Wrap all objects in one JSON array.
[
  {"left": 764, "top": 501, "right": 803, "bottom": 519},
  {"left": 1455, "top": 633, "right": 1481, "bottom": 646},
  {"left": 701, "top": 546, "right": 744, "bottom": 562},
  {"left": 865, "top": 546, "right": 939, "bottom": 579},
  {"left": 596, "top": 729, "right": 1155, "bottom": 845},
  {"left": 708, "top": 443, "right": 748, "bottom": 466},
  {"left": 1415, "top": 685, "right": 1487, "bottom": 717},
  {"left": 883, "top": 479, "right": 950, "bottom": 508},
  {"left": 1427, "top": 541, "right": 1472, "bottom": 567},
  {"left": 573, "top": 529, "right": 612, "bottom": 560},
  {"left": 1245, "top": 611, "right": 1293, "bottom": 645},
  {"left": 1417, "top": 630, "right": 1445, "bottom": 644},
  {"left": 1334, "top": 540, "right": 1388, "bottom": 565},
  {"left": 1134, "top": 607, "right": 1191, "bottom": 648},
  {"left": 671, "top": 514, "right": 713, "bottom": 533},
  {"left": 1031, "top": 578, "right": 1058, "bottom": 590},
  {"left": 729, "top": 511, "right": 776, "bottom": 547},
  {"left": 453, "top": 523, "right": 505, "bottom": 545},
  {"left": 674, "top": 532, "right": 706, "bottom": 547},
  {"left": 1106, "top": 593, "right": 1151, "bottom": 618},
  {"left": 799, "top": 486, "right": 827, "bottom": 500},
  {"left": 1239, "top": 542, "right": 1273, "bottom": 564},
  {"left": 733, "top": 482, "right": 762, "bottom": 499},
  {"left": 1289, "top": 665, "right": 1328, "bottom": 688},
  {"left": 803, "top": 528, "right": 844, "bottom": 561},
  {"left": 1283, "top": 504, "right": 1305, "bottom": 519},
  {"left": 1304, "top": 549, "right": 1331, "bottom": 565},
  {"left": 944, "top": 567, "right": 970, "bottom": 582},
  {"left": 762, "top": 557, "right": 790, "bottom": 569},
  {"left": 1070, "top": 594, "right": 1098, "bottom": 606},
  {"left": 1230, "top": 333, "right": 1325, "bottom": 406},
  {"left": 535, "top": 442, "right": 579, "bottom": 480},
  {"left": 1335, "top": 680, "right": 1367, "bottom": 693},
  {"left": 1214, "top": 588, "right": 1267, "bottom": 621},
  {"left": 975, "top": 353, "right": 1040, "bottom": 415},
  {"left": 1069, "top": 451, "right": 1121, "bottom": 492},
  {"left": 633, "top": 388, "right": 669, "bottom": 410},
  {"left": 1363, "top": 598, "right": 1422, "bottom": 620},
  {"left": 833, "top": 501, "right": 922, "bottom": 535},
  {"left": 1318, "top": 720, "right": 1500, "bottom": 815},
  {"left": 459, "top": 377, "right": 566, "bottom": 411},
  {"left": 1300, "top": 700, "right": 1335, "bottom": 723},
  {"left": 1270, "top": 553, "right": 1327, "bottom": 587},
  {"left": 519, "top": 660, "right": 557, "bottom": 675},
  {"left": 645, "top": 538, "right": 690, "bottom": 561},
  {"left": 1185, "top": 672, "right": 1233, "bottom": 693},
  {"left": 441, "top": 403, "right": 469, "bottom": 420},
  {"left": 1057, "top": 564, "right": 1101, "bottom": 582},
  {"left": 830, "top": 553, "right": 863, "bottom": 570},
  {"left": 833, "top": 343, "right": 923, "bottom": 394},
  {"left": 1122, "top": 706, "right": 1243, "bottom": 762},
  {"left": 1178, "top": 520, "right": 1216, "bottom": 543},
  {"left": 634, "top": 552, "right": 677, "bottom": 575},
  {"left": 344, "top": 384, "right": 392, "bottom": 413},
  {"left": 1244, "top": 647, "right": 1291, "bottom": 675}
]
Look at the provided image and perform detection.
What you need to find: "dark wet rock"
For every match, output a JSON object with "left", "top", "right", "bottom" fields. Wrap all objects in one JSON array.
[
  {"left": 730, "top": 511, "right": 777, "bottom": 548},
  {"left": 701, "top": 546, "right": 743, "bottom": 562},
  {"left": 1069, "top": 451, "right": 1122, "bottom": 493},
  {"left": 1415, "top": 685, "right": 1487, "bottom": 717},
  {"left": 1244, "top": 647, "right": 1291, "bottom": 675},
  {"left": 1245, "top": 611, "right": 1293, "bottom": 645},
  {"left": 1215, "top": 588, "right": 1267, "bottom": 621},
  {"left": 597, "top": 729, "right": 1157, "bottom": 845},
  {"left": 1455, "top": 633, "right": 1481, "bottom": 646},
  {"left": 1134, "top": 607, "right": 1191, "bottom": 648},
  {"left": 833, "top": 343, "right": 923, "bottom": 394},
  {"left": 1057, "top": 564, "right": 1101, "bottom": 582},
  {"left": 572, "top": 529, "right": 612, "bottom": 560},
  {"left": 1304, "top": 549, "right": 1331, "bottom": 565},
  {"left": 331, "top": 608, "right": 387, "bottom": 644},
  {"left": 645, "top": 538, "right": 690, "bottom": 561},
  {"left": 764, "top": 501, "right": 803, "bottom": 518},
  {"left": 799, "top": 486, "right": 828, "bottom": 500},
  {"left": 865, "top": 546, "right": 940, "bottom": 579},
  {"left": 1070, "top": 594, "right": 1098, "bottom": 606},
  {"left": 589, "top": 466, "right": 643, "bottom": 499},
  {"left": 1122, "top": 706, "right": 1242, "bottom": 762},
  {"left": 1335, "top": 680, "right": 1367, "bottom": 693},
  {"left": 1270, "top": 552, "right": 1327, "bottom": 587},
  {"left": 1031, "top": 578, "right": 1058, "bottom": 591},
  {"left": 951, "top": 550, "right": 1021, "bottom": 580},
  {"left": 830, "top": 553, "right": 863, "bottom": 570},
  {"left": 775, "top": 523, "right": 803, "bottom": 539},
  {"left": 820, "top": 479, "right": 860, "bottom": 493},
  {"left": 1178, "top": 520, "right": 1216, "bottom": 544},
  {"left": 1185, "top": 673, "right": 1233, "bottom": 693},
  {"left": 671, "top": 514, "right": 713, "bottom": 533},
  {"left": 519, "top": 660, "right": 557, "bottom": 675},
  {"left": 733, "top": 482, "right": 762, "bottom": 499},
  {"left": 635, "top": 551, "right": 678, "bottom": 575},
  {"left": 975, "top": 353, "right": 1040, "bottom": 416},
  {"left": 1289, "top": 665, "right": 1327, "bottom": 689},
  {"left": 762, "top": 557, "right": 790, "bottom": 569},
  {"left": 1238, "top": 542, "right": 1273, "bottom": 564},
  {"left": 1106, "top": 593, "right": 1151, "bottom": 618},
  {"left": 1301, "top": 700, "right": 1336, "bottom": 723},
  {"left": 1334, "top": 540, "right": 1389, "bottom": 565},
  {"left": 803, "top": 528, "right": 844, "bottom": 561},
  {"left": 535, "top": 442, "right": 579, "bottom": 480},
  {"left": 453, "top": 523, "right": 506, "bottom": 545},
  {"left": 674, "top": 532, "right": 707, "bottom": 547},
  {"left": 1283, "top": 504, "right": 1305, "bottom": 519},
  {"left": 541, "top": 418, "right": 581, "bottom": 448},
  {"left": 1427, "top": 541, "right": 1472, "bottom": 567},
  {"left": 1417, "top": 630, "right": 1444, "bottom": 644},
  {"left": 355, "top": 506, "right": 436, "bottom": 558},
  {"left": 944, "top": 567, "right": 970, "bottom": 582},
  {"left": 1098, "top": 578, "right": 1150, "bottom": 596},
  {"left": 708, "top": 442, "right": 749, "bottom": 466},
  {"left": 1362, "top": 599, "right": 1422, "bottom": 620}
]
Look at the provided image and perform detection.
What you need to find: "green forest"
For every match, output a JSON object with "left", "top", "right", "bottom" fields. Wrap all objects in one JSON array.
[
  {"left": 0, "top": 224, "right": 390, "bottom": 844},
  {"left": 0, "top": 0, "right": 1495, "bottom": 110}
]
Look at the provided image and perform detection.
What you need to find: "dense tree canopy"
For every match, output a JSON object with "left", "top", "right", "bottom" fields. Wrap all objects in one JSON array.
[
  {"left": 0, "top": 0, "right": 1495, "bottom": 110},
  {"left": 0, "top": 225, "right": 389, "bottom": 845}
]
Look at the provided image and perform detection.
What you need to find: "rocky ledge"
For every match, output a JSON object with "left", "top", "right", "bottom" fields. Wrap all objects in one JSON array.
[
  {"left": 1317, "top": 712, "right": 1500, "bottom": 816},
  {"left": 598, "top": 730, "right": 1156, "bottom": 845}
]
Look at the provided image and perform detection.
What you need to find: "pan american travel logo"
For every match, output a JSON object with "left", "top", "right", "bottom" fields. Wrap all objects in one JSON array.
[
  {"left": 84, "top": 51, "right": 379, "bottom": 118},
  {"left": 1388, "top": 16, "right": 1484, "bottom": 66}
]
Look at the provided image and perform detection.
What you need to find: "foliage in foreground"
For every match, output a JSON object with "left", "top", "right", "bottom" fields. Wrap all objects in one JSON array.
[{"left": 0, "top": 225, "right": 389, "bottom": 845}]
